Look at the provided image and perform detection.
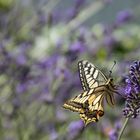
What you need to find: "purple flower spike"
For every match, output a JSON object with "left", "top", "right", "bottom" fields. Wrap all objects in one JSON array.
[
  {"left": 109, "top": 130, "right": 117, "bottom": 140},
  {"left": 67, "top": 120, "right": 84, "bottom": 140},
  {"left": 125, "top": 85, "right": 131, "bottom": 95},
  {"left": 123, "top": 60, "right": 140, "bottom": 118},
  {"left": 104, "top": 36, "right": 116, "bottom": 47},
  {"left": 109, "top": 121, "right": 121, "bottom": 140},
  {"left": 75, "top": 0, "right": 85, "bottom": 8},
  {"left": 116, "top": 9, "right": 133, "bottom": 25},
  {"left": 70, "top": 41, "right": 82, "bottom": 52}
]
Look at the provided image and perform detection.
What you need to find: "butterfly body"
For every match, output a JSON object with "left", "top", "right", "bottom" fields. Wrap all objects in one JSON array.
[{"left": 63, "top": 60, "right": 118, "bottom": 125}]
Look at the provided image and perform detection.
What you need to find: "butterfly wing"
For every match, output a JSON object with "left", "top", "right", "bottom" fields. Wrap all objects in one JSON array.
[
  {"left": 63, "top": 86, "right": 105, "bottom": 125},
  {"left": 80, "top": 86, "right": 105, "bottom": 125},
  {"left": 63, "top": 60, "right": 116, "bottom": 125},
  {"left": 105, "top": 87, "right": 115, "bottom": 106},
  {"left": 80, "top": 108, "right": 104, "bottom": 125},
  {"left": 63, "top": 90, "right": 93, "bottom": 113},
  {"left": 78, "top": 60, "right": 108, "bottom": 91}
]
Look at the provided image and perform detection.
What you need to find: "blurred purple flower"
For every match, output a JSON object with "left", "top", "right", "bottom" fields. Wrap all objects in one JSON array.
[
  {"left": 39, "top": 93, "right": 53, "bottom": 104},
  {"left": 109, "top": 130, "right": 117, "bottom": 140},
  {"left": 48, "top": 124, "right": 58, "bottom": 140},
  {"left": 109, "top": 121, "right": 121, "bottom": 140},
  {"left": 116, "top": 9, "right": 133, "bottom": 25},
  {"left": 62, "top": 69, "right": 72, "bottom": 80},
  {"left": 70, "top": 41, "right": 85, "bottom": 52},
  {"left": 67, "top": 40, "right": 85, "bottom": 62},
  {"left": 16, "top": 83, "right": 27, "bottom": 93},
  {"left": 50, "top": 10, "right": 63, "bottom": 24},
  {"left": 103, "top": 26, "right": 112, "bottom": 35},
  {"left": 55, "top": 38, "right": 63, "bottom": 48},
  {"left": 38, "top": 54, "right": 59, "bottom": 68},
  {"left": 16, "top": 54, "right": 27, "bottom": 65},
  {"left": 66, "top": 8, "right": 78, "bottom": 20},
  {"left": 66, "top": 0, "right": 85, "bottom": 21},
  {"left": 66, "top": 41, "right": 85, "bottom": 61},
  {"left": 37, "top": 10, "right": 47, "bottom": 26},
  {"left": 16, "top": 65, "right": 30, "bottom": 82},
  {"left": 67, "top": 120, "right": 84, "bottom": 140},
  {"left": 103, "top": 36, "right": 116, "bottom": 47},
  {"left": 54, "top": 68, "right": 65, "bottom": 77},
  {"left": 56, "top": 108, "right": 67, "bottom": 122},
  {"left": 12, "top": 97, "right": 21, "bottom": 109},
  {"left": 49, "top": 131, "right": 58, "bottom": 140},
  {"left": 75, "top": 0, "right": 85, "bottom": 8},
  {"left": 123, "top": 61, "right": 140, "bottom": 118}
]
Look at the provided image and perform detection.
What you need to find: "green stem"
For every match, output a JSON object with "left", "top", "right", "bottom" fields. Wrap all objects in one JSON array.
[{"left": 117, "top": 118, "right": 129, "bottom": 140}]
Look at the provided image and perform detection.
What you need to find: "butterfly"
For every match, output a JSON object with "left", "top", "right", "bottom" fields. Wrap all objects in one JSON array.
[{"left": 63, "top": 60, "right": 118, "bottom": 125}]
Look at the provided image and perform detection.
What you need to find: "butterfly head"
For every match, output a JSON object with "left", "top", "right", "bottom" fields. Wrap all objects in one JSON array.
[
  {"left": 109, "top": 78, "right": 113, "bottom": 83},
  {"left": 106, "top": 77, "right": 114, "bottom": 85}
]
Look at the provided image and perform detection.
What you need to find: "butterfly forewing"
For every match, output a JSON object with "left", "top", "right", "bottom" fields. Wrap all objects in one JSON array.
[{"left": 78, "top": 60, "right": 107, "bottom": 91}]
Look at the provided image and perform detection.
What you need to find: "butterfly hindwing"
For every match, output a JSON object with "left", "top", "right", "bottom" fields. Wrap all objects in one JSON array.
[
  {"left": 63, "top": 87, "right": 105, "bottom": 124},
  {"left": 105, "top": 91, "right": 115, "bottom": 106}
]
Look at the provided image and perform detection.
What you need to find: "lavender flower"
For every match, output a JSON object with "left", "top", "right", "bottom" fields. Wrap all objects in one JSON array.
[
  {"left": 66, "top": 0, "right": 85, "bottom": 20},
  {"left": 109, "top": 121, "right": 121, "bottom": 140},
  {"left": 67, "top": 40, "right": 85, "bottom": 62},
  {"left": 116, "top": 9, "right": 133, "bottom": 25},
  {"left": 123, "top": 61, "right": 140, "bottom": 118},
  {"left": 70, "top": 40, "right": 85, "bottom": 52},
  {"left": 103, "top": 36, "right": 116, "bottom": 47},
  {"left": 66, "top": 120, "right": 84, "bottom": 140},
  {"left": 75, "top": 0, "right": 85, "bottom": 8}
]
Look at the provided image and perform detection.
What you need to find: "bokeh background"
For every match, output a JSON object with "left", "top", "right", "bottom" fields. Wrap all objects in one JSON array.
[{"left": 0, "top": 0, "right": 140, "bottom": 140}]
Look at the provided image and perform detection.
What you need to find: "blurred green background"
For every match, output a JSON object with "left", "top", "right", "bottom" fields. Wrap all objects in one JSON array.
[{"left": 0, "top": 0, "right": 140, "bottom": 140}]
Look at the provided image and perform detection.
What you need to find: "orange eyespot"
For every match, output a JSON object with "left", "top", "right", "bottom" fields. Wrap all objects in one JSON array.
[{"left": 98, "top": 110, "right": 104, "bottom": 117}]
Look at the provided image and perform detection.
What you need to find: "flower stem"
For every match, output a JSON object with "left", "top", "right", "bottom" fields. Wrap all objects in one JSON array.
[{"left": 117, "top": 118, "right": 129, "bottom": 140}]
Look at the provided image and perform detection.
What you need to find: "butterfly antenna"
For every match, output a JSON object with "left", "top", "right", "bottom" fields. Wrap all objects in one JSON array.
[{"left": 109, "top": 61, "right": 116, "bottom": 77}]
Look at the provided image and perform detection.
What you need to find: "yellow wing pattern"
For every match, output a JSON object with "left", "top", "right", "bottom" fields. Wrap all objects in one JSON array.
[
  {"left": 63, "top": 60, "right": 116, "bottom": 125},
  {"left": 78, "top": 60, "right": 108, "bottom": 91}
]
